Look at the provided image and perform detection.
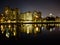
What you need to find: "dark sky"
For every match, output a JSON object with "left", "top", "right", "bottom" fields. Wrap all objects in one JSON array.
[{"left": 0, "top": 0, "right": 60, "bottom": 17}]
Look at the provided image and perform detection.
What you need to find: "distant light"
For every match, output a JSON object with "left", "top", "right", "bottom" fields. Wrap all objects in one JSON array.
[
  {"left": 8, "top": 25, "right": 11, "bottom": 28},
  {"left": 41, "top": 27, "right": 44, "bottom": 30},
  {"left": 13, "top": 21, "right": 16, "bottom": 23},
  {"left": 5, "top": 10, "right": 9, "bottom": 14},
  {"left": 27, "top": 27, "right": 29, "bottom": 34},
  {"left": 53, "top": 28, "right": 55, "bottom": 31},
  {"left": 49, "top": 13, "right": 52, "bottom": 16},
  {"left": 27, "top": 30, "right": 29, "bottom": 34},
  {"left": 1, "top": 14, "right": 4, "bottom": 16},
  {"left": 36, "top": 27, "right": 39, "bottom": 31},
  {"left": 41, "top": 16, "right": 44, "bottom": 18},
  {"left": 1, "top": 19, "right": 4, "bottom": 23},
  {"left": 35, "top": 15, "right": 38, "bottom": 18},
  {"left": 7, "top": 20, "right": 11, "bottom": 23},
  {"left": 2, "top": 31, "right": 4, "bottom": 34},
  {"left": 14, "top": 32, "right": 16, "bottom": 36},
  {"left": 35, "top": 24, "right": 37, "bottom": 27},
  {"left": 6, "top": 33, "right": 10, "bottom": 38},
  {"left": 50, "top": 28, "right": 52, "bottom": 32},
  {"left": 1, "top": 25, "right": 3, "bottom": 30}
]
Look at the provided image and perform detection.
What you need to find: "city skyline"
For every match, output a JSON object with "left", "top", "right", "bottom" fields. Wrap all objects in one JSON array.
[
  {"left": 0, "top": 1, "right": 60, "bottom": 42},
  {"left": 0, "top": 0, "right": 60, "bottom": 17}
]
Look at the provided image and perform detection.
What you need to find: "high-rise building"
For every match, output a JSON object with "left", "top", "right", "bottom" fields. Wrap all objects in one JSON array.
[
  {"left": 33, "top": 11, "right": 41, "bottom": 34},
  {"left": 12, "top": 8, "right": 20, "bottom": 21},
  {"left": 4, "top": 6, "right": 12, "bottom": 21}
]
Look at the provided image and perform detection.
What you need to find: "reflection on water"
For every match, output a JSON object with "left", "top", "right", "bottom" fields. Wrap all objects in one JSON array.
[
  {"left": 0, "top": 24, "right": 16, "bottom": 38},
  {"left": 0, "top": 24, "right": 60, "bottom": 38}
]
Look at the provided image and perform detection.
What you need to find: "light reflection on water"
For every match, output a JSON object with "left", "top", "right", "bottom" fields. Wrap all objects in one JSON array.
[
  {"left": 0, "top": 24, "right": 60, "bottom": 38},
  {"left": 0, "top": 25, "right": 60, "bottom": 33}
]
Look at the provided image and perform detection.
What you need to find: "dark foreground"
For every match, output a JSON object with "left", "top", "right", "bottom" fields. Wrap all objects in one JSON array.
[{"left": 0, "top": 31, "right": 60, "bottom": 45}]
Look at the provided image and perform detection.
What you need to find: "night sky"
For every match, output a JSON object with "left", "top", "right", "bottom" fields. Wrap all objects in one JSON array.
[{"left": 0, "top": 0, "right": 60, "bottom": 17}]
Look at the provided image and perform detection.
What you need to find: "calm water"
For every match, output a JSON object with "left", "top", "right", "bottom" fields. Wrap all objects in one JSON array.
[
  {"left": 0, "top": 26, "right": 60, "bottom": 40},
  {"left": 0, "top": 27, "right": 60, "bottom": 44}
]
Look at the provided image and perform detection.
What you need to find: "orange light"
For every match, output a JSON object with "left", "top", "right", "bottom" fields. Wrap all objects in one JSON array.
[{"left": 35, "top": 15, "right": 38, "bottom": 18}]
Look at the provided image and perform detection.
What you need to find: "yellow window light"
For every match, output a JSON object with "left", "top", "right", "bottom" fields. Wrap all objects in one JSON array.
[{"left": 36, "top": 27, "right": 39, "bottom": 31}]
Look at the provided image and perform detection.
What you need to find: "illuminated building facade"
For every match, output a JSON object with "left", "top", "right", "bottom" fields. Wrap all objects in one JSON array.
[
  {"left": 19, "top": 11, "right": 42, "bottom": 34},
  {"left": 20, "top": 11, "right": 33, "bottom": 34},
  {"left": 0, "top": 6, "right": 20, "bottom": 38},
  {"left": 33, "top": 11, "right": 41, "bottom": 34},
  {"left": 55, "top": 16, "right": 60, "bottom": 27}
]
